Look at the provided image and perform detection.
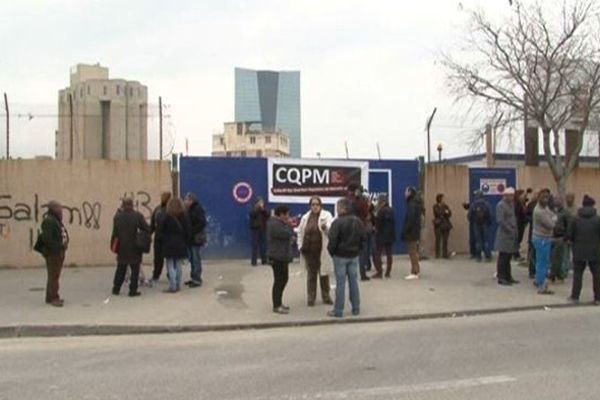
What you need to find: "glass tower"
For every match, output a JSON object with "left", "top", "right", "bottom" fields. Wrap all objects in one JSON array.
[{"left": 235, "top": 67, "right": 301, "bottom": 157}]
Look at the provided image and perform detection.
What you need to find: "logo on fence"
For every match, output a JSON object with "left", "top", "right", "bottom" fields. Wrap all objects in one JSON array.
[{"left": 232, "top": 182, "right": 253, "bottom": 204}]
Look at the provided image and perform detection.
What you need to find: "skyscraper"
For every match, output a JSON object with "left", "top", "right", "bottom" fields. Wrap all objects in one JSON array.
[{"left": 235, "top": 67, "right": 301, "bottom": 157}]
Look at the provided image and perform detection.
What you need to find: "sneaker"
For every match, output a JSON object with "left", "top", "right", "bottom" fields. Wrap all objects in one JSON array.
[
  {"left": 371, "top": 272, "right": 383, "bottom": 279},
  {"left": 163, "top": 288, "right": 178, "bottom": 294},
  {"left": 509, "top": 279, "right": 520, "bottom": 284},
  {"left": 323, "top": 298, "right": 333, "bottom": 305},
  {"left": 273, "top": 306, "right": 289, "bottom": 314},
  {"left": 281, "top": 305, "right": 290, "bottom": 311},
  {"left": 307, "top": 301, "right": 315, "bottom": 307},
  {"left": 327, "top": 310, "right": 342, "bottom": 318},
  {"left": 128, "top": 291, "right": 142, "bottom": 297},
  {"left": 112, "top": 288, "right": 120, "bottom": 296},
  {"left": 361, "top": 276, "right": 371, "bottom": 282},
  {"left": 188, "top": 281, "right": 202, "bottom": 288},
  {"left": 537, "top": 288, "right": 554, "bottom": 295},
  {"left": 567, "top": 297, "right": 580, "bottom": 304},
  {"left": 49, "top": 299, "right": 64, "bottom": 307},
  {"left": 405, "top": 274, "right": 419, "bottom": 281},
  {"left": 498, "top": 279, "right": 512, "bottom": 286},
  {"left": 351, "top": 310, "right": 360, "bottom": 316}
]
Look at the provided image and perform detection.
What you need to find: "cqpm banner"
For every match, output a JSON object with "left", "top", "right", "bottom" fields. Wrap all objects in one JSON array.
[{"left": 268, "top": 159, "right": 369, "bottom": 204}]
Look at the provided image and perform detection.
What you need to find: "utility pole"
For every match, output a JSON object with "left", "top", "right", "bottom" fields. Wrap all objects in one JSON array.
[
  {"left": 159, "top": 96, "right": 163, "bottom": 160},
  {"left": 425, "top": 107, "right": 437, "bottom": 164},
  {"left": 376, "top": 142, "right": 382, "bottom": 160},
  {"left": 68, "top": 93, "right": 74, "bottom": 160},
  {"left": 3, "top": 93, "right": 8, "bottom": 159},
  {"left": 344, "top": 141, "right": 349, "bottom": 159},
  {"left": 185, "top": 138, "right": 189, "bottom": 156}
]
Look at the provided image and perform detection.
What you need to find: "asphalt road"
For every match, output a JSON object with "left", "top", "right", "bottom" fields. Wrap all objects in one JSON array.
[{"left": 1, "top": 307, "right": 600, "bottom": 400}]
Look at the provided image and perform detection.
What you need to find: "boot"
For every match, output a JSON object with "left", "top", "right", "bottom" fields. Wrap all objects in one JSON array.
[{"left": 320, "top": 275, "right": 333, "bottom": 305}]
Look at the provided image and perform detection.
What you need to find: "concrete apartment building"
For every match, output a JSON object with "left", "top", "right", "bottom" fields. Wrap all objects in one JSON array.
[
  {"left": 56, "top": 64, "right": 148, "bottom": 160},
  {"left": 212, "top": 122, "right": 290, "bottom": 157}
]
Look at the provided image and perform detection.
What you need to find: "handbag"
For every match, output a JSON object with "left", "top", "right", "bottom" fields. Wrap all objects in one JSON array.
[
  {"left": 111, "top": 238, "right": 120, "bottom": 254},
  {"left": 34, "top": 233, "right": 45, "bottom": 255},
  {"left": 135, "top": 228, "right": 152, "bottom": 253}
]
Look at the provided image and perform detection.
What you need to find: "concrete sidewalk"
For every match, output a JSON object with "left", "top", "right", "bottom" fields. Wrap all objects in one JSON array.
[{"left": 0, "top": 256, "right": 589, "bottom": 338}]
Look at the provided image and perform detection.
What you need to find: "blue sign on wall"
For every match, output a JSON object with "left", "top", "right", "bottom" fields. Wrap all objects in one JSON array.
[
  {"left": 469, "top": 168, "right": 517, "bottom": 251},
  {"left": 179, "top": 157, "right": 419, "bottom": 259}
]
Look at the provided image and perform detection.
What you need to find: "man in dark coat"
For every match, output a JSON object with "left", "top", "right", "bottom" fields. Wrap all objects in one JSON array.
[
  {"left": 36, "top": 201, "right": 69, "bottom": 307},
  {"left": 111, "top": 198, "right": 150, "bottom": 296},
  {"left": 495, "top": 188, "right": 519, "bottom": 286},
  {"left": 345, "top": 183, "right": 372, "bottom": 281},
  {"left": 469, "top": 192, "right": 493, "bottom": 262},
  {"left": 372, "top": 195, "right": 396, "bottom": 279},
  {"left": 432, "top": 193, "right": 453, "bottom": 259},
  {"left": 267, "top": 205, "right": 294, "bottom": 314},
  {"left": 150, "top": 191, "right": 171, "bottom": 283},
  {"left": 184, "top": 192, "right": 207, "bottom": 287},
  {"left": 567, "top": 195, "right": 600, "bottom": 304},
  {"left": 401, "top": 186, "right": 422, "bottom": 280},
  {"left": 249, "top": 197, "right": 269, "bottom": 266}
]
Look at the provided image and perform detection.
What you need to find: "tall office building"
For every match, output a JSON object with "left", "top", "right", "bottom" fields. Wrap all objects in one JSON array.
[
  {"left": 57, "top": 63, "right": 148, "bottom": 160},
  {"left": 235, "top": 67, "right": 301, "bottom": 157}
]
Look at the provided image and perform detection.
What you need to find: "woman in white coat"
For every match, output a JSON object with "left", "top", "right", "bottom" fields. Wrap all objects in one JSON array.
[{"left": 297, "top": 196, "right": 334, "bottom": 306}]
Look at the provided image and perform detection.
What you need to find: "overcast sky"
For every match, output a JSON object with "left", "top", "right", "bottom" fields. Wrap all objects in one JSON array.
[{"left": 1, "top": 0, "right": 526, "bottom": 160}]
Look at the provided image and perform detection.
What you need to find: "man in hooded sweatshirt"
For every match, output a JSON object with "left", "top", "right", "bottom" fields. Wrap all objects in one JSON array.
[{"left": 567, "top": 195, "right": 600, "bottom": 305}]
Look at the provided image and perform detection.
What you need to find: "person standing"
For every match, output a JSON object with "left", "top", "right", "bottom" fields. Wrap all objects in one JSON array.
[
  {"left": 514, "top": 189, "right": 528, "bottom": 260},
  {"left": 267, "top": 205, "right": 294, "bottom": 314},
  {"left": 184, "top": 192, "right": 207, "bottom": 288},
  {"left": 150, "top": 191, "right": 172, "bottom": 284},
  {"left": 297, "top": 196, "right": 334, "bottom": 306},
  {"left": 526, "top": 190, "right": 539, "bottom": 279},
  {"left": 432, "top": 193, "right": 452, "bottom": 259},
  {"left": 111, "top": 198, "right": 150, "bottom": 297},
  {"left": 402, "top": 187, "right": 422, "bottom": 280},
  {"left": 345, "top": 183, "right": 371, "bottom": 281},
  {"left": 327, "top": 198, "right": 366, "bottom": 318},
  {"left": 469, "top": 192, "right": 493, "bottom": 262},
  {"left": 494, "top": 188, "right": 519, "bottom": 286},
  {"left": 549, "top": 196, "right": 569, "bottom": 283},
  {"left": 372, "top": 195, "right": 396, "bottom": 278},
  {"left": 567, "top": 195, "right": 600, "bottom": 304},
  {"left": 563, "top": 192, "right": 577, "bottom": 276},
  {"left": 158, "top": 198, "right": 192, "bottom": 293},
  {"left": 35, "top": 201, "right": 69, "bottom": 307},
  {"left": 532, "top": 189, "right": 556, "bottom": 295},
  {"left": 249, "top": 197, "right": 269, "bottom": 266}
]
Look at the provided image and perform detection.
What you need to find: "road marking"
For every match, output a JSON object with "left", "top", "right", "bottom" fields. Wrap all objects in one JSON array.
[{"left": 247, "top": 375, "right": 516, "bottom": 399}]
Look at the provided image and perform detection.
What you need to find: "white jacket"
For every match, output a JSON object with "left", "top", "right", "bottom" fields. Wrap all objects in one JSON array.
[{"left": 297, "top": 209, "right": 334, "bottom": 276}]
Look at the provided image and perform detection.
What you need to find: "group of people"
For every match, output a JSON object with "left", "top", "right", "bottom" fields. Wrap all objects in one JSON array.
[
  {"left": 34, "top": 182, "right": 600, "bottom": 313},
  {"left": 490, "top": 188, "right": 600, "bottom": 303}
]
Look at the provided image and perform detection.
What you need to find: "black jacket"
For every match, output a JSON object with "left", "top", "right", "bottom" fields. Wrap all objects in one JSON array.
[
  {"left": 328, "top": 214, "right": 366, "bottom": 258},
  {"left": 111, "top": 209, "right": 150, "bottom": 265},
  {"left": 188, "top": 201, "right": 207, "bottom": 246},
  {"left": 40, "top": 212, "right": 68, "bottom": 255},
  {"left": 267, "top": 218, "right": 294, "bottom": 263},
  {"left": 568, "top": 206, "right": 600, "bottom": 262},
  {"left": 375, "top": 206, "right": 396, "bottom": 245},
  {"left": 401, "top": 196, "right": 421, "bottom": 242},
  {"left": 150, "top": 205, "right": 167, "bottom": 239},
  {"left": 249, "top": 208, "right": 269, "bottom": 231},
  {"left": 158, "top": 213, "right": 192, "bottom": 259}
]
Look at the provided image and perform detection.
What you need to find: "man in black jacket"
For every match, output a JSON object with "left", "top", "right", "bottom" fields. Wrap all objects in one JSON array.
[
  {"left": 150, "top": 191, "right": 171, "bottom": 283},
  {"left": 567, "top": 195, "right": 600, "bottom": 304},
  {"left": 249, "top": 197, "right": 269, "bottom": 266},
  {"left": 111, "top": 198, "right": 150, "bottom": 297},
  {"left": 184, "top": 192, "right": 207, "bottom": 288},
  {"left": 267, "top": 205, "right": 294, "bottom": 314},
  {"left": 402, "top": 186, "right": 422, "bottom": 280},
  {"left": 327, "top": 198, "right": 366, "bottom": 318}
]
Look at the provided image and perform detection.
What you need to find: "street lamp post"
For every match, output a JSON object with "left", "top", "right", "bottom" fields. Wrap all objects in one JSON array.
[{"left": 437, "top": 143, "right": 443, "bottom": 162}]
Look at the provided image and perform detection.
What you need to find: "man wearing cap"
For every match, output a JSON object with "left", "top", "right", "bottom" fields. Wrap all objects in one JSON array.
[{"left": 494, "top": 187, "right": 519, "bottom": 285}]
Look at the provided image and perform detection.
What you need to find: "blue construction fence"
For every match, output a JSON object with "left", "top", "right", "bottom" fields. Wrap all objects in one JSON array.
[{"left": 179, "top": 157, "right": 420, "bottom": 259}]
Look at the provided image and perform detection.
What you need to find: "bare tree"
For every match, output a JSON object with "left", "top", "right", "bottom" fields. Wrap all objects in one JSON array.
[{"left": 443, "top": 0, "right": 600, "bottom": 195}]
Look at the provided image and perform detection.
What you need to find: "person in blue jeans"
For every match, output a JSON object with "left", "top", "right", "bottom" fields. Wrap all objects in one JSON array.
[
  {"left": 184, "top": 192, "right": 207, "bottom": 288},
  {"left": 532, "top": 189, "right": 556, "bottom": 295},
  {"left": 469, "top": 192, "right": 493, "bottom": 262},
  {"left": 327, "top": 198, "right": 366, "bottom": 318},
  {"left": 157, "top": 198, "right": 191, "bottom": 293}
]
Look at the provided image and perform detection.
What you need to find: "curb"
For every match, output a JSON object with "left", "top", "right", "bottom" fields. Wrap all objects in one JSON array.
[{"left": 0, "top": 302, "right": 590, "bottom": 339}]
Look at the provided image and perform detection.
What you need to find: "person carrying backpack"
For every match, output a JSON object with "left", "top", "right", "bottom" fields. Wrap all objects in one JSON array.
[{"left": 469, "top": 192, "right": 492, "bottom": 262}]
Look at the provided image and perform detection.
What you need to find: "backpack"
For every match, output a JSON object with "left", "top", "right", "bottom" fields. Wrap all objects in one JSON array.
[{"left": 473, "top": 203, "right": 489, "bottom": 225}]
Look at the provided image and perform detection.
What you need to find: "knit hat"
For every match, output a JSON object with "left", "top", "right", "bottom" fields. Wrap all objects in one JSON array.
[{"left": 582, "top": 195, "right": 596, "bottom": 207}]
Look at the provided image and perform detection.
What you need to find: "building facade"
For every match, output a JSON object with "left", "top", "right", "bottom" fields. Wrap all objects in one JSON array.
[
  {"left": 57, "top": 64, "right": 148, "bottom": 160},
  {"left": 212, "top": 122, "right": 290, "bottom": 158},
  {"left": 235, "top": 67, "right": 301, "bottom": 157}
]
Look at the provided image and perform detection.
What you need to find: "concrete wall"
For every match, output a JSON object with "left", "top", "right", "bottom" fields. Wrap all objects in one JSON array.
[
  {"left": 0, "top": 160, "right": 171, "bottom": 268},
  {"left": 423, "top": 165, "right": 600, "bottom": 256}
]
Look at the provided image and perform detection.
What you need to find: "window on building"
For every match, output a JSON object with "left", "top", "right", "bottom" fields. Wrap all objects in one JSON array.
[
  {"left": 237, "top": 124, "right": 243, "bottom": 136},
  {"left": 137, "top": 88, "right": 141, "bottom": 97},
  {"left": 219, "top": 138, "right": 224, "bottom": 145},
  {"left": 87, "top": 86, "right": 91, "bottom": 95},
  {"left": 103, "top": 86, "right": 107, "bottom": 96},
  {"left": 265, "top": 136, "right": 271, "bottom": 144},
  {"left": 129, "top": 87, "right": 133, "bottom": 96},
  {"left": 80, "top": 87, "right": 84, "bottom": 98},
  {"left": 116, "top": 85, "right": 120, "bottom": 95},
  {"left": 250, "top": 136, "right": 256, "bottom": 144}
]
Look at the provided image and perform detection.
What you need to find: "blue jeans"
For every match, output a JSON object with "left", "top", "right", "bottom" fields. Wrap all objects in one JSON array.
[
  {"left": 474, "top": 224, "right": 491, "bottom": 260},
  {"left": 166, "top": 258, "right": 184, "bottom": 291},
  {"left": 332, "top": 256, "right": 360, "bottom": 317},
  {"left": 189, "top": 246, "right": 203, "bottom": 283},
  {"left": 533, "top": 236, "right": 552, "bottom": 289}
]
